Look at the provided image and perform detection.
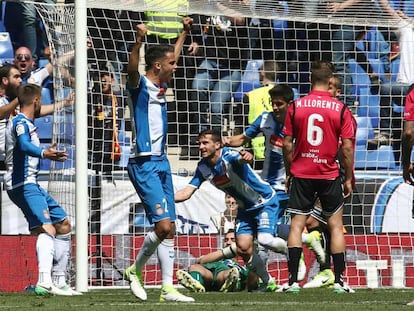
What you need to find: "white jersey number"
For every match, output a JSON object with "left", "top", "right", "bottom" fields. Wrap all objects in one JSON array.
[{"left": 307, "top": 113, "right": 324, "bottom": 146}]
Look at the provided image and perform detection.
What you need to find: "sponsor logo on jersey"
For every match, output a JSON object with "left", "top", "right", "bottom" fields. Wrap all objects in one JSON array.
[{"left": 16, "top": 124, "right": 25, "bottom": 136}]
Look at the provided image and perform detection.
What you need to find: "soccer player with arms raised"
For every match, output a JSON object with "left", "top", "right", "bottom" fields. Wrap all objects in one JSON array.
[
  {"left": 123, "top": 18, "right": 195, "bottom": 302},
  {"left": 281, "top": 60, "right": 355, "bottom": 293}
]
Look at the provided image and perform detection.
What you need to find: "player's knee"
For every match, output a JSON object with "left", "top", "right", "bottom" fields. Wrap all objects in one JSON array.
[{"left": 154, "top": 220, "right": 174, "bottom": 240}]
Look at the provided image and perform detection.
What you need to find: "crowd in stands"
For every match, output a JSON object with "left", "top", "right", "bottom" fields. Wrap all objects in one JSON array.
[{"left": 0, "top": 0, "right": 413, "bottom": 170}]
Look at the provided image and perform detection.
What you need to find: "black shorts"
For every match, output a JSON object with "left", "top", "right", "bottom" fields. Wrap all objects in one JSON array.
[{"left": 286, "top": 176, "right": 344, "bottom": 217}]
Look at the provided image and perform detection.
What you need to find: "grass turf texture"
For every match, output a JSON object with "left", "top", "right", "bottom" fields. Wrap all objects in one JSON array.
[{"left": 2, "top": 288, "right": 414, "bottom": 310}]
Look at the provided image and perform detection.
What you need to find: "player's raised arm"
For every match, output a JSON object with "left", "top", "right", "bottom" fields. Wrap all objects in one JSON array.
[
  {"left": 127, "top": 24, "right": 147, "bottom": 88},
  {"left": 175, "top": 185, "right": 197, "bottom": 203},
  {"left": 173, "top": 17, "right": 192, "bottom": 63}
]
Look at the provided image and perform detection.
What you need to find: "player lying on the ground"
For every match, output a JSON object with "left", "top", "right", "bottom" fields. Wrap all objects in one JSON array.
[{"left": 177, "top": 229, "right": 259, "bottom": 292}]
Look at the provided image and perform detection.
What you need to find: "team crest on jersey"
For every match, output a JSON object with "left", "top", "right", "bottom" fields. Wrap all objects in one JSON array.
[
  {"left": 16, "top": 124, "right": 25, "bottom": 136},
  {"left": 155, "top": 204, "right": 164, "bottom": 216},
  {"left": 43, "top": 209, "right": 51, "bottom": 220}
]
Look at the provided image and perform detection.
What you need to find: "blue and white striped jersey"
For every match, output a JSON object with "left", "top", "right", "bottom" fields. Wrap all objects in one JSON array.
[
  {"left": 127, "top": 75, "right": 167, "bottom": 157},
  {"left": 4, "top": 113, "right": 43, "bottom": 190},
  {"left": 189, "top": 147, "right": 276, "bottom": 211},
  {"left": 244, "top": 112, "right": 286, "bottom": 192}
]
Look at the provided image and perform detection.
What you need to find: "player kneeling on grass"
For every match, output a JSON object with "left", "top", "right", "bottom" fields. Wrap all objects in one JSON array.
[
  {"left": 4, "top": 84, "right": 81, "bottom": 296},
  {"left": 175, "top": 129, "right": 298, "bottom": 292},
  {"left": 177, "top": 229, "right": 258, "bottom": 292}
]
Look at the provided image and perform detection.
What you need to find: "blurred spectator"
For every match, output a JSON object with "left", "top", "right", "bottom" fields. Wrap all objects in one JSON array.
[
  {"left": 14, "top": 46, "right": 52, "bottom": 87},
  {"left": 0, "top": 64, "right": 22, "bottom": 169},
  {"left": 368, "top": 10, "right": 414, "bottom": 148},
  {"left": 5, "top": 1, "right": 56, "bottom": 62},
  {"left": 88, "top": 71, "right": 123, "bottom": 176},
  {"left": 188, "top": 4, "right": 249, "bottom": 158},
  {"left": 327, "top": 0, "right": 396, "bottom": 109}
]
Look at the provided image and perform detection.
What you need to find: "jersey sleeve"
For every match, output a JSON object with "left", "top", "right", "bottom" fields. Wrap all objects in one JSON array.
[
  {"left": 189, "top": 166, "right": 205, "bottom": 189},
  {"left": 244, "top": 114, "right": 263, "bottom": 139},
  {"left": 282, "top": 103, "right": 294, "bottom": 137},
  {"left": 15, "top": 122, "right": 43, "bottom": 158},
  {"left": 340, "top": 107, "right": 356, "bottom": 140}
]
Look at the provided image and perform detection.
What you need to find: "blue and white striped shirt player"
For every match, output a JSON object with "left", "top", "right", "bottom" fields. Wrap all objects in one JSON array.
[
  {"left": 127, "top": 75, "right": 168, "bottom": 157},
  {"left": 4, "top": 113, "right": 43, "bottom": 190},
  {"left": 189, "top": 146, "right": 276, "bottom": 212},
  {"left": 244, "top": 111, "right": 286, "bottom": 192}
]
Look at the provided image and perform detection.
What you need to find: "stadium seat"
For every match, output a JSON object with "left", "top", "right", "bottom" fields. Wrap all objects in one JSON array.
[
  {"left": 356, "top": 87, "right": 379, "bottom": 128},
  {"left": 355, "top": 116, "right": 375, "bottom": 145},
  {"left": 349, "top": 58, "right": 370, "bottom": 88},
  {"left": 35, "top": 116, "right": 53, "bottom": 141},
  {"left": 354, "top": 145, "right": 396, "bottom": 170},
  {"left": 38, "top": 58, "right": 49, "bottom": 68},
  {"left": 233, "top": 59, "right": 263, "bottom": 101},
  {"left": 41, "top": 87, "right": 53, "bottom": 104},
  {"left": 0, "top": 32, "right": 13, "bottom": 63}
]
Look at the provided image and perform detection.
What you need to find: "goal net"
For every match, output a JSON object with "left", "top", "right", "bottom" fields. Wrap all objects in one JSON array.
[{"left": 1, "top": 0, "right": 414, "bottom": 292}]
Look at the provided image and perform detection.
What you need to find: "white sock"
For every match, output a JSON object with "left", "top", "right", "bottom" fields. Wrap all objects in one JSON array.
[
  {"left": 258, "top": 233, "right": 288, "bottom": 254},
  {"left": 37, "top": 233, "right": 55, "bottom": 285},
  {"left": 135, "top": 231, "right": 161, "bottom": 271},
  {"left": 157, "top": 238, "right": 174, "bottom": 286},
  {"left": 246, "top": 252, "right": 270, "bottom": 284},
  {"left": 52, "top": 233, "right": 71, "bottom": 288}
]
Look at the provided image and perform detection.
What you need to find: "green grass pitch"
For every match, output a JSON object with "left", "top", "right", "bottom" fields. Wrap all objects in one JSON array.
[{"left": 2, "top": 288, "right": 414, "bottom": 311}]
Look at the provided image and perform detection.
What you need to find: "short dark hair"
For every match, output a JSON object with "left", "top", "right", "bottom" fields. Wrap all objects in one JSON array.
[
  {"left": 198, "top": 129, "right": 222, "bottom": 143},
  {"left": 0, "top": 64, "right": 18, "bottom": 83},
  {"left": 145, "top": 45, "right": 175, "bottom": 71},
  {"left": 268, "top": 84, "right": 294, "bottom": 103},
  {"left": 18, "top": 83, "right": 42, "bottom": 107}
]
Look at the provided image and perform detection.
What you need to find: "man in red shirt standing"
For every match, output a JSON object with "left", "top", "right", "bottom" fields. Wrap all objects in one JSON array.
[{"left": 281, "top": 60, "right": 355, "bottom": 294}]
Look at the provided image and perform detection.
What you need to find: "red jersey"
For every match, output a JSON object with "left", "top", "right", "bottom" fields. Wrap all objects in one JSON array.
[
  {"left": 404, "top": 87, "right": 414, "bottom": 121},
  {"left": 283, "top": 90, "right": 355, "bottom": 179}
]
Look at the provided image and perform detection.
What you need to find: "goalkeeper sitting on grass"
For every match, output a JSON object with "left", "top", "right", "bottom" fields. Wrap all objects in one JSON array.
[{"left": 177, "top": 229, "right": 259, "bottom": 292}]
